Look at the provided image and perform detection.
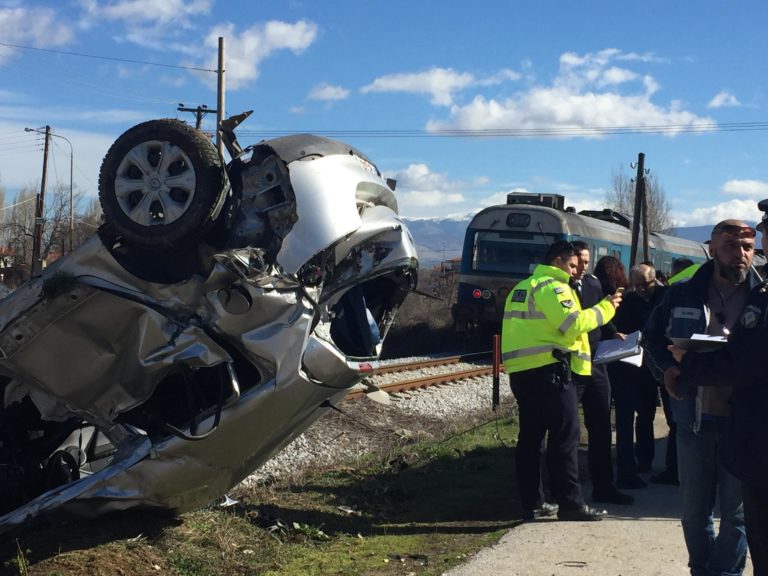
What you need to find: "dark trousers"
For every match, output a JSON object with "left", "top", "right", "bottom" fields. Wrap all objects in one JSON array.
[
  {"left": 574, "top": 364, "right": 614, "bottom": 493},
  {"left": 743, "top": 482, "right": 768, "bottom": 575},
  {"left": 658, "top": 383, "right": 678, "bottom": 477},
  {"left": 510, "top": 363, "right": 583, "bottom": 512},
  {"left": 609, "top": 362, "right": 657, "bottom": 479}
]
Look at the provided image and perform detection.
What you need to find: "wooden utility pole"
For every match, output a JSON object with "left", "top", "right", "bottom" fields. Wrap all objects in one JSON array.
[
  {"left": 177, "top": 104, "right": 216, "bottom": 130},
  {"left": 216, "top": 36, "right": 225, "bottom": 156},
  {"left": 31, "top": 125, "right": 51, "bottom": 276},
  {"left": 629, "top": 153, "right": 646, "bottom": 268}
]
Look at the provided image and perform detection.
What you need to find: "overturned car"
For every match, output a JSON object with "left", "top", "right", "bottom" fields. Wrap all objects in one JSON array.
[{"left": 0, "top": 114, "right": 417, "bottom": 530}]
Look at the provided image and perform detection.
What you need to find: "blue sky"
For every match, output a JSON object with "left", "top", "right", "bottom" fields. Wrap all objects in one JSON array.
[{"left": 1, "top": 0, "right": 767, "bottom": 227}]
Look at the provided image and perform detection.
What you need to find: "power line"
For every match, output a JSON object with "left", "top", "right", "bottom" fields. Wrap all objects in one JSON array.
[
  {"left": 0, "top": 41, "right": 217, "bottom": 73},
  {"left": 235, "top": 120, "right": 768, "bottom": 139}
]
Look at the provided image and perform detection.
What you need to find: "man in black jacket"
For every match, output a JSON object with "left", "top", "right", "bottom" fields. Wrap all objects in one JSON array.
[
  {"left": 610, "top": 262, "right": 665, "bottom": 487},
  {"left": 571, "top": 241, "right": 633, "bottom": 505},
  {"left": 668, "top": 204, "right": 768, "bottom": 574},
  {"left": 644, "top": 220, "right": 758, "bottom": 576}
]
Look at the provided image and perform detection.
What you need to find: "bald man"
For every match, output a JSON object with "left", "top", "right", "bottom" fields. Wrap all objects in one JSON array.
[{"left": 644, "top": 219, "right": 759, "bottom": 576}]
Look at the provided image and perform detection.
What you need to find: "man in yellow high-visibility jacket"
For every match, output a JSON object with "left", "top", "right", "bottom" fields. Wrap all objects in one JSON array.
[{"left": 502, "top": 240, "right": 622, "bottom": 521}]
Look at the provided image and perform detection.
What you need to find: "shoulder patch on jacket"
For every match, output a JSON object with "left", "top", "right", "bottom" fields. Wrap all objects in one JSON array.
[
  {"left": 511, "top": 289, "right": 527, "bottom": 303},
  {"left": 740, "top": 305, "right": 762, "bottom": 329},
  {"left": 560, "top": 299, "right": 574, "bottom": 309}
]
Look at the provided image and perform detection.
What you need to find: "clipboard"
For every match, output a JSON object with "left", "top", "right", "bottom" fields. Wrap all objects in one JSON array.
[
  {"left": 593, "top": 330, "right": 643, "bottom": 365},
  {"left": 670, "top": 334, "right": 727, "bottom": 352}
]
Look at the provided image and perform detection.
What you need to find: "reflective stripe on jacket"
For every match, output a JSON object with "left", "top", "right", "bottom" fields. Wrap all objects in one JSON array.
[
  {"left": 668, "top": 263, "right": 701, "bottom": 285},
  {"left": 501, "top": 263, "right": 616, "bottom": 376}
]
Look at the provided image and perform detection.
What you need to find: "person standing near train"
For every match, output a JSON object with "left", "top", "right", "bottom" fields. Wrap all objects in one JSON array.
[
  {"left": 570, "top": 243, "right": 634, "bottom": 505},
  {"left": 644, "top": 220, "right": 758, "bottom": 576},
  {"left": 610, "top": 262, "right": 664, "bottom": 488},
  {"left": 667, "top": 201, "right": 768, "bottom": 574},
  {"left": 502, "top": 240, "right": 622, "bottom": 521}
]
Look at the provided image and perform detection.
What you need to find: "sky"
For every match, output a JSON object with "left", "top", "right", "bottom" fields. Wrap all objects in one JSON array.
[{"left": 1, "top": 0, "right": 768, "bottom": 229}]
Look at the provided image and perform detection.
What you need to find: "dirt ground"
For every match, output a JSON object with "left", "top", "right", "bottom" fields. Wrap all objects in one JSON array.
[{"left": 444, "top": 420, "right": 755, "bottom": 576}]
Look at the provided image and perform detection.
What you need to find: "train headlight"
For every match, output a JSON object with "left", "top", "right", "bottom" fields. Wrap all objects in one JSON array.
[
  {"left": 472, "top": 288, "right": 482, "bottom": 299},
  {"left": 481, "top": 289, "right": 492, "bottom": 300}
]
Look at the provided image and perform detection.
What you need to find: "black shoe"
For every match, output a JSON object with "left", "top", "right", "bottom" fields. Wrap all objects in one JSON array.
[
  {"left": 522, "top": 502, "right": 559, "bottom": 521},
  {"left": 650, "top": 470, "right": 679, "bottom": 486},
  {"left": 592, "top": 488, "right": 635, "bottom": 505},
  {"left": 616, "top": 475, "right": 648, "bottom": 489},
  {"left": 557, "top": 504, "right": 606, "bottom": 521}
]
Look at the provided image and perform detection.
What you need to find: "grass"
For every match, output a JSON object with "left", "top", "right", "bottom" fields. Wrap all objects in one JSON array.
[{"left": 0, "top": 411, "right": 522, "bottom": 576}]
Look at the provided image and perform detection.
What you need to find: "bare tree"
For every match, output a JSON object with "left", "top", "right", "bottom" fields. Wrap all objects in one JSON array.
[
  {"left": 74, "top": 198, "right": 103, "bottom": 248},
  {"left": 606, "top": 165, "right": 672, "bottom": 232},
  {"left": 0, "top": 182, "right": 93, "bottom": 280}
]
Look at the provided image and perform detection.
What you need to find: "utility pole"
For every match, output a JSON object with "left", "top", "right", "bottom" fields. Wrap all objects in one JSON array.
[
  {"left": 217, "top": 36, "right": 225, "bottom": 156},
  {"left": 629, "top": 153, "right": 646, "bottom": 268},
  {"left": 31, "top": 125, "right": 51, "bottom": 276},
  {"left": 26, "top": 127, "right": 74, "bottom": 254},
  {"left": 177, "top": 103, "right": 216, "bottom": 130}
]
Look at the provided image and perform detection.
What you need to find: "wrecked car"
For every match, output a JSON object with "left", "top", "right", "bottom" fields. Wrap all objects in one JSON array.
[{"left": 0, "top": 113, "right": 418, "bottom": 530}]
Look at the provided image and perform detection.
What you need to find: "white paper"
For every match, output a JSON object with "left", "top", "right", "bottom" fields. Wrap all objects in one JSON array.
[{"left": 670, "top": 334, "right": 727, "bottom": 351}]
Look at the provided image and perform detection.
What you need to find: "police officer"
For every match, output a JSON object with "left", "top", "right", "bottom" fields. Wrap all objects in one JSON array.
[
  {"left": 502, "top": 240, "right": 622, "bottom": 521},
  {"left": 668, "top": 201, "right": 768, "bottom": 574}
]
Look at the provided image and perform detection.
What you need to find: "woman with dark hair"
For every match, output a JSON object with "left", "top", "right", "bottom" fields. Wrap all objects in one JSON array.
[{"left": 593, "top": 255, "right": 629, "bottom": 297}]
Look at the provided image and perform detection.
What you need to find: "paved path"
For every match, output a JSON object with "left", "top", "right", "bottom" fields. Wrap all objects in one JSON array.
[{"left": 445, "top": 428, "right": 754, "bottom": 576}]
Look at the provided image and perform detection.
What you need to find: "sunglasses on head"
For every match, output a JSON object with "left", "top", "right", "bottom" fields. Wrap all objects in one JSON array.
[{"left": 716, "top": 224, "right": 756, "bottom": 239}]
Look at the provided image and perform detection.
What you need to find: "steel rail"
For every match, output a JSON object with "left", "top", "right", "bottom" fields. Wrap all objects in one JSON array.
[
  {"left": 371, "top": 351, "right": 491, "bottom": 375},
  {"left": 346, "top": 365, "right": 494, "bottom": 399}
]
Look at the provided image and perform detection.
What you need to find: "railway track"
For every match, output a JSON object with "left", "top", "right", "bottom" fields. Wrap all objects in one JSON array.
[{"left": 347, "top": 351, "right": 495, "bottom": 399}]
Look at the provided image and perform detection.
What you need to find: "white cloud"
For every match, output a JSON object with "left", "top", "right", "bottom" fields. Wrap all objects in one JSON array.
[
  {"left": 0, "top": 7, "right": 74, "bottom": 65},
  {"left": 194, "top": 20, "right": 318, "bottom": 90},
  {"left": 361, "top": 67, "right": 519, "bottom": 107},
  {"left": 672, "top": 198, "right": 764, "bottom": 227},
  {"left": 708, "top": 90, "right": 741, "bottom": 109},
  {"left": 0, "top": 119, "right": 119, "bottom": 198},
  {"left": 387, "top": 163, "right": 467, "bottom": 210},
  {"left": 722, "top": 179, "right": 768, "bottom": 197},
  {"left": 77, "top": 0, "right": 211, "bottom": 28},
  {"left": 428, "top": 49, "right": 713, "bottom": 138},
  {"left": 308, "top": 83, "right": 350, "bottom": 101}
]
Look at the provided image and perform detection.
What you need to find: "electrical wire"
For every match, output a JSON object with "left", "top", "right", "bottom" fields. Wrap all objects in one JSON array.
[
  {"left": 0, "top": 41, "right": 217, "bottom": 73},
  {"left": 235, "top": 120, "right": 768, "bottom": 139}
]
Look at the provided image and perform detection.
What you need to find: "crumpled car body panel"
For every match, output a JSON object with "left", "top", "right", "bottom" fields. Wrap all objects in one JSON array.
[{"left": 0, "top": 131, "right": 417, "bottom": 531}]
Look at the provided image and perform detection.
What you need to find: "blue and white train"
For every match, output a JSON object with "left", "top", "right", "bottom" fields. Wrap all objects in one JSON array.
[{"left": 452, "top": 192, "right": 710, "bottom": 334}]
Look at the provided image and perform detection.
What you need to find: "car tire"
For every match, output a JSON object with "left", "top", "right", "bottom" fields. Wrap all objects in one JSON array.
[{"left": 98, "top": 119, "right": 226, "bottom": 250}]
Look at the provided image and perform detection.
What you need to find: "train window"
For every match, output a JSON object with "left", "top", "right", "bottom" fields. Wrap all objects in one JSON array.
[
  {"left": 506, "top": 213, "right": 531, "bottom": 227},
  {"left": 471, "top": 230, "right": 554, "bottom": 275}
]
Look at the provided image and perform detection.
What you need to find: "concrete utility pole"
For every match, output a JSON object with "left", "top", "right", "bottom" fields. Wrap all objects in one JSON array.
[
  {"left": 31, "top": 125, "right": 51, "bottom": 276},
  {"left": 629, "top": 153, "right": 647, "bottom": 268}
]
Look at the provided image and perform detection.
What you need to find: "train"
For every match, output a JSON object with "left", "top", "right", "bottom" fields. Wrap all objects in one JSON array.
[{"left": 452, "top": 192, "right": 711, "bottom": 334}]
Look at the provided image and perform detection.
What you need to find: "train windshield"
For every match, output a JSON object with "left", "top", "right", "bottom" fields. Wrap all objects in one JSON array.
[{"left": 472, "top": 230, "right": 554, "bottom": 275}]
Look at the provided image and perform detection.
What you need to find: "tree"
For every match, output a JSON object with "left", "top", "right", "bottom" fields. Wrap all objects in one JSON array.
[
  {"left": 606, "top": 165, "right": 672, "bottom": 232},
  {"left": 0, "top": 182, "right": 99, "bottom": 283}
]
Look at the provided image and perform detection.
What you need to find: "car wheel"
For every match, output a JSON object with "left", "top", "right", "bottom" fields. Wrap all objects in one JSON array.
[{"left": 98, "top": 119, "right": 226, "bottom": 249}]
